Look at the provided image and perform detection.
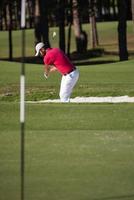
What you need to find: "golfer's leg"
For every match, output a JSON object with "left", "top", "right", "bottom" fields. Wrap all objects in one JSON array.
[
  {"left": 59, "top": 76, "right": 70, "bottom": 102},
  {"left": 59, "top": 70, "right": 79, "bottom": 102}
]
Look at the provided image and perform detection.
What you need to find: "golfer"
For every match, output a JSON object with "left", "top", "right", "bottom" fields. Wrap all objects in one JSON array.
[{"left": 35, "top": 42, "right": 79, "bottom": 102}]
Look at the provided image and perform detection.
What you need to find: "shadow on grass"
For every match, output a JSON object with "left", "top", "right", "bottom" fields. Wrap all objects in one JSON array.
[
  {"left": 73, "top": 60, "right": 117, "bottom": 66},
  {"left": 93, "top": 194, "right": 134, "bottom": 200},
  {"left": 0, "top": 48, "right": 118, "bottom": 66}
]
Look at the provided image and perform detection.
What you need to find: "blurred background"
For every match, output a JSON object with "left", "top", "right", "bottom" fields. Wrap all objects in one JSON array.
[
  {"left": 0, "top": 0, "right": 134, "bottom": 63},
  {"left": 0, "top": 3, "right": 134, "bottom": 200}
]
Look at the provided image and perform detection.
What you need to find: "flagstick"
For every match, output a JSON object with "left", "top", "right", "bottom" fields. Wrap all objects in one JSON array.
[{"left": 20, "top": 1, "right": 26, "bottom": 200}]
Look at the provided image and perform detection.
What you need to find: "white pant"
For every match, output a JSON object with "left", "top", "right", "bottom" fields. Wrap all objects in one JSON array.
[{"left": 59, "top": 69, "right": 79, "bottom": 102}]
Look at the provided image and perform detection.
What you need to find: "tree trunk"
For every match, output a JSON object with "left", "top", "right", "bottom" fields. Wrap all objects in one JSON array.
[
  {"left": 34, "top": 0, "right": 50, "bottom": 47},
  {"left": 72, "top": 0, "right": 87, "bottom": 53},
  {"left": 97, "top": 0, "right": 102, "bottom": 20},
  {"left": 89, "top": 0, "right": 99, "bottom": 48},
  {"left": 118, "top": 0, "right": 128, "bottom": 61},
  {"left": 58, "top": 0, "right": 65, "bottom": 52},
  {"left": 40, "top": 0, "right": 50, "bottom": 46},
  {"left": 111, "top": 0, "right": 117, "bottom": 20},
  {"left": 67, "top": 0, "right": 72, "bottom": 57},
  {"left": 67, "top": 23, "right": 71, "bottom": 56},
  {"left": 90, "top": 15, "right": 99, "bottom": 48},
  {"left": 34, "top": 0, "right": 41, "bottom": 43},
  {"left": 7, "top": 2, "right": 13, "bottom": 61},
  {"left": 132, "top": 0, "right": 134, "bottom": 22}
]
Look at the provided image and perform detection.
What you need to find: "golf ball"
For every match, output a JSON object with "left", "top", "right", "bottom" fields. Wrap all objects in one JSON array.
[{"left": 52, "top": 31, "right": 56, "bottom": 38}]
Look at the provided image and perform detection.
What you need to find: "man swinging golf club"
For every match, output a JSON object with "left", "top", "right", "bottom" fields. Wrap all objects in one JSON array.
[{"left": 35, "top": 42, "right": 79, "bottom": 102}]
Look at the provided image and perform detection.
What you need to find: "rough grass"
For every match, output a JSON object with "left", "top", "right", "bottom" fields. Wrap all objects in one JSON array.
[{"left": 0, "top": 59, "right": 134, "bottom": 101}]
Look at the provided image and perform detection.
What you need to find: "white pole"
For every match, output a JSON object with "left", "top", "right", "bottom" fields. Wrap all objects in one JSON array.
[
  {"left": 20, "top": 1, "right": 26, "bottom": 200},
  {"left": 20, "top": 0, "right": 26, "bottom": 123},
  {"left": 21, "top": 0, "right": 26, "bottom": 28},
  {"left": 20, "top": 75, "right": 25, "bottom": 123}
]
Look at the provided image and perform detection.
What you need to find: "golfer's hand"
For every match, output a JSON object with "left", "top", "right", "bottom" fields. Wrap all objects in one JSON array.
[{"left": 44, "top": 73, "right": 48, "bottom": 79}]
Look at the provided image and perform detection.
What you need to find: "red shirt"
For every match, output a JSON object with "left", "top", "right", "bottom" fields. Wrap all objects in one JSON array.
[{"left": 43, "top": 48, "right": 74, "bottom": 75}]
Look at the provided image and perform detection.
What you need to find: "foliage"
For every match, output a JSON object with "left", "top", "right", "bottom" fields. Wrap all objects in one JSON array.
[{"left": 0, "top": 0, "right": 132, "bottom": 30}]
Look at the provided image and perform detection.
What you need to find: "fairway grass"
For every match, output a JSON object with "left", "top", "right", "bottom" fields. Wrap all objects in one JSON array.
[
  {"left": 0, "top": 102, "right": 134, "bottom": 200},
  {"left": 0, "top": 57, "right": 134, "bottom": 199},
  {"left": 1, "top": 130, "right": 134, "bottom": 200},
  {"left": 0, "top": 59, "right": 134, "bottom": 101}
]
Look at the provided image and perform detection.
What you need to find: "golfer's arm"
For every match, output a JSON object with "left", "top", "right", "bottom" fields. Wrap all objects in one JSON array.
[
  {"left": 44, "top": 64, "right": 50, "bottom": 77},
  {"left": 49, "top": 66, "right": 57, "bottom": 73},
  {"left": 44, "top": 65, "right": 57, "bottom": 77}
]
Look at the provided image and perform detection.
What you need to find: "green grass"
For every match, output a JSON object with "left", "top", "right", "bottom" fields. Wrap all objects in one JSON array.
[
  {"left": 1, "top": 103, "right": 134, "bottom": 131},
  {"left": 0, "top": 21, "right": 134, "bottom": 59},
  {"left": 0, "top": 59, "right": 134, "bottom": 101},
  {"left": 0, "top": 58, "right": 134, "bottom": 200},
  {"left": 0, "top": 102, "right": 134, "bottom": 200}
]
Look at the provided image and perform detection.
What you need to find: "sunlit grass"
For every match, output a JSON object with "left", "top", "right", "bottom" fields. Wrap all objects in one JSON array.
[{"left": 0, "top": 21, "right": 133, "bottom": 59}]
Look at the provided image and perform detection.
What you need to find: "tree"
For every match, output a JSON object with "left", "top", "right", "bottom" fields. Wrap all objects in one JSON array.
[
  {"left": 111, "top": 0, "right": 118, "bottom": 20},
  {"left": 131, "top": 0, "right": 134, "bottom": 22},
  {"left": 88, "top": 0, "right": 99, "bottom": 48},
  {"left": 66, "top": 0, "right": 73, "bottom": 56},
  {"left": 72, "top": 0, "right": 87, "bottom": 53},
  {"left": 97, "top": 0, "right": 102, "bottom": 20},
  {"left": 8, "top": 1, "right": 13, "bottom": 61},
  {"left": 0, "top": 0, "right": 13, "bottom": 60},
  {"left": 34, "top": 0, "right": 50, "bottom": 47},
  {"left": 0, "top": 0, "right": 4, "bottom": 10},
  {"left": 117, "top": 0, "right": 128, "bottom": 61},
  {"left": 56, "top": 0, "right": 65, "bottom": 52},
  {"left": 34, "top": 0, "right": 41, "bottom": 43}
]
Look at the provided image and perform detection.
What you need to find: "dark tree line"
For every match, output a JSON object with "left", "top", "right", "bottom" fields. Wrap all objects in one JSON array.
[
  {"left": 0, "top": 0, "right": 132, "bottom": 31},
  {"left": 0, "top": 0, "right": 132, "bottom": 61},
  {"left": 118, "top": 0, "right": 128, "bottom": 61}
]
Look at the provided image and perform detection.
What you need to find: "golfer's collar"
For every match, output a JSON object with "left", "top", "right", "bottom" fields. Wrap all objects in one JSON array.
[{"left": 46, "top": 48, "right": 51, "bottom": 53}]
